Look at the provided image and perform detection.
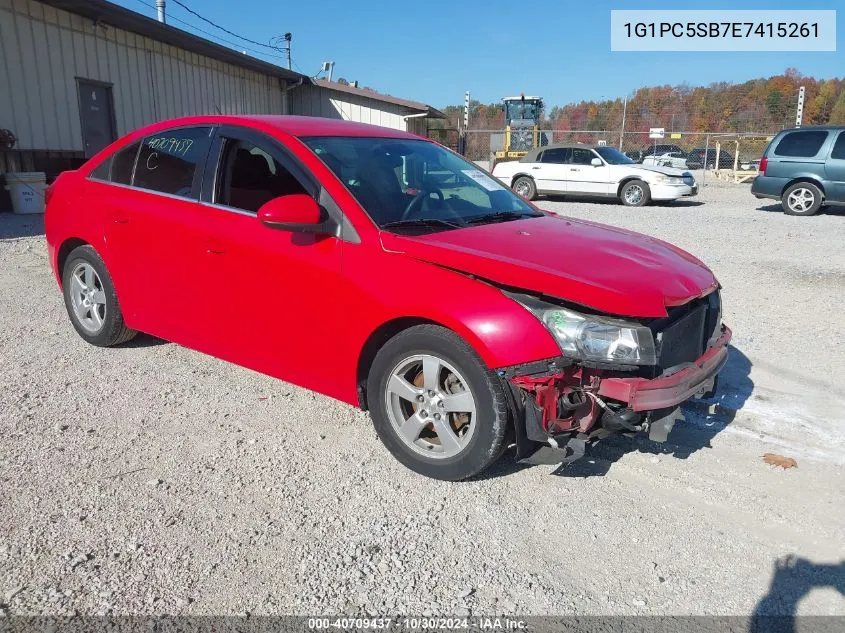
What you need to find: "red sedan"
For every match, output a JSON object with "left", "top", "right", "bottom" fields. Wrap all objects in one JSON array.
[{"left": 45, "top": 115, "right": 731, "bottom": 480}]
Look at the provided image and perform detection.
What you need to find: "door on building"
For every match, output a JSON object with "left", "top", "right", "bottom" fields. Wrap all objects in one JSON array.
[{"left": 77, "top": 79, "right": 117, "bottom": 158}]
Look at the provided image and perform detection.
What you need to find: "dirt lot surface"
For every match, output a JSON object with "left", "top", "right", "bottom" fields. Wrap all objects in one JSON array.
[{"left": 1, "top": 177, "right": 844, "bottom": 618}]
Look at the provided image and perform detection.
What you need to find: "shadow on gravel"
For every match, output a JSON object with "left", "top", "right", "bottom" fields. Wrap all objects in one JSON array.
[
  {"left": 757, "top": 203, "right": 845, "bottom": 217},
  {"left": 556, "top": 345, "right": 754, "bottom": 478},
  {"left": 751, "top": 555, "right": 845, "bottom": 633},
  {"left": 0, "top": 212, "right": 45, "bottom": 239},
  {"left": 120, "top": 333, "right": 170, "bottom": 348},
  {"left": 539, "top": 195, "right": 704, "bottom": 208}
]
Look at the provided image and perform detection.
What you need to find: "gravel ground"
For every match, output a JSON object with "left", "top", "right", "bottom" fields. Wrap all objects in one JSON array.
[{"left": 1, "top": 178, "right": 844, "bottom": 618}]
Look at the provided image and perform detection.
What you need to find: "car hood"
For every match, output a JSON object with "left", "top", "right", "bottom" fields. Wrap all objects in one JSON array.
[{"left": 380, "top": 215, "right": 718, "bottom": 318}]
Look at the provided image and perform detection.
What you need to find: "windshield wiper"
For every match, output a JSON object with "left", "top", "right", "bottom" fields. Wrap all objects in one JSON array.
[
  {"left": 381, "top": 217, "right": 464, "bottom": 231},
  {"left": 463, "top": 211, "right": 540, "bottom": 225}
]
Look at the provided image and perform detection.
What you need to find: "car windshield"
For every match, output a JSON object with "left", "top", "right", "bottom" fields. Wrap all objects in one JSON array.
[
  {"left": 302, "top": 137, "right": 541, "bottom": 233},
  {"left": 594, "top": 147, "right": 634, "bottom": 165}
]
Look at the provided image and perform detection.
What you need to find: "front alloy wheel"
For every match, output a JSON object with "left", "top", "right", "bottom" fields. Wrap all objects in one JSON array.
[
  {"left": 620, "top": 179, "right": 650, "bottom": 207},
  {"left": 384, "top": 354, "right": 477, "bottom": 459},
  {"left": 367, "top": 325, "right": 509, "bottom": 480}
]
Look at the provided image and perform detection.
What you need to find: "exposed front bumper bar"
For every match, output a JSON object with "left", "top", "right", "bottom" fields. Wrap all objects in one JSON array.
[{"left": 597, "top": 326, "right": 732, "bottom": 412}]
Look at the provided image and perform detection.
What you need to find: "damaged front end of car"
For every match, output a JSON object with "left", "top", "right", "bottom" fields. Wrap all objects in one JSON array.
[{"left": 498, "top": 290, "right": 731, "bottom": 467}]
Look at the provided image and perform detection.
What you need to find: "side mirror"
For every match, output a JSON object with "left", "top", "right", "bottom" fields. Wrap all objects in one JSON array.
[
  {"left": 258, "top": 194, "right": 332, "bottom": 234},
  {"left": 591, "top": 157, "right": 603, "bottom": 167}
]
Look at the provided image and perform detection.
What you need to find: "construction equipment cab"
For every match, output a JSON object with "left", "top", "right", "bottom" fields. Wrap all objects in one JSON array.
[{"left": 492, "top": 95, "right": 544, "bottom": 169}]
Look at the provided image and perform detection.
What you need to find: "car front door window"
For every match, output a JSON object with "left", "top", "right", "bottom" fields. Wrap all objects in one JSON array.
[{"left": 215, "top": 139, "right": 308, "bottom": 213}]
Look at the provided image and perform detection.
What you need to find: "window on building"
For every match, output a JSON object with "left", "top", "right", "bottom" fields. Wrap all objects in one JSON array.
[
  {"left": 831, "top": 132, "right": 845, "bottom": 160},
  {"left": 215, "top": 139, "right": 307, "bottom": 213},
  {"left": 540, "top": 148, "right": 570, "bottom": 163},
  {"left": 774, "top": 131, "right": 829, "bottom": 158},
  {"left": 134, "top": 127, "right": 212, "bottom": 197},
  {"left": 111, "top": 142, "right": 141, "bottom": 185}
]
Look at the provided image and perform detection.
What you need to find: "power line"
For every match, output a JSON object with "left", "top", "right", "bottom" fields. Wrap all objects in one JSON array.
[
  {"left": 169, "top": 0, "right": 279, "bottom": 50},
  {"left": 130, "top": 0, "right": 289, "bottom": 63}
]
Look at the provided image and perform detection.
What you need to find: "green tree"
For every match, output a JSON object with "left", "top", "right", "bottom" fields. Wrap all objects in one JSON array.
[
  {"left": 766, "top": 90, "right": 783, "bottom": 116},
  {"left": 830, "top": 92, "right": 845, "bottom": 124}
]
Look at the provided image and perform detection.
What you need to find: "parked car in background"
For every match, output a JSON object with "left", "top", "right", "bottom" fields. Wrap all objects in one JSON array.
[
  {"left": 685, "top": 148, "right": 735, "bottom": 170},
  {"left": 642, "top": 151, "right": 688, "bottom": 169},
  {"left": 751, "top": 126, "right": 845, "bottom": 216},
  {"left": 492, "top": 143, "right": 698, "bottom": 206},
  {"left": 45, "top": 115, "right": 730, "bottom": 481},
  {"left": 623, "top": 149, "right": 644, "bottom": 163},
  {"left": 640, "top": 144, "right": 685, "bottom": 163}
]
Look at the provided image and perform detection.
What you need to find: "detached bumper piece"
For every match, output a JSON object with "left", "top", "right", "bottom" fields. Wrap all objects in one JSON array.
[{"left": 506, "top": 326, "right": 732, "bottom": 467}]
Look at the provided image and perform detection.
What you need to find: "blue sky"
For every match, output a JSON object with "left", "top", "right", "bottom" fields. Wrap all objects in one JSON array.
[{"left": 112, "top": 0, "right": 842, "bottom": 108}]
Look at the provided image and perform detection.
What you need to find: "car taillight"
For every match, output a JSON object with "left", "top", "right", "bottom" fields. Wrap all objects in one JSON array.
[{"left": 759, "top": 156, "right": 768, "bottom": 175}]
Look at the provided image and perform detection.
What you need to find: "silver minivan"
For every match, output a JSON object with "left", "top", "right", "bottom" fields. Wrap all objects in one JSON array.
[{"left": 751, "top": 126, "right": 845, "bottom": 216}]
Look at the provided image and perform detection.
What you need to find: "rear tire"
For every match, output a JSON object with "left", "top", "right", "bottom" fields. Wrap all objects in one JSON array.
[
  {"left": 62, "top": 245, "right": 137, "bottom": 347},
  {"left": 620, "top": 179, "right": 650, "bottom": 207},
  {"left": 512, "top": 176, "right": 537, "bottom": 201},
  {"left": 367, "top": 325, "right": 509, "bottom": 481},
  {"left": 781, "top": 182, "right": 823, "bottom": 216}
]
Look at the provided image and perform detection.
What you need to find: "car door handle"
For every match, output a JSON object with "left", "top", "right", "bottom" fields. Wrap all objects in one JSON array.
[
  {"left": 532, "top": 166, "right": 541, "bottom": 170},
  {"left": 570, "top": 168, "right": 580, "bottom": 171},
  {"left": 114, "top": 217, "right": 129, "bottom": 224}
]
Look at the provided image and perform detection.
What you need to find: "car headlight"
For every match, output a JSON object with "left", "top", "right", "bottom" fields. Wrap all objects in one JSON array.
[
  {"left": 507, "top": 294, "right": 657, "bottom": 366},
  {"left": 651, "top": 173, "right": 685, "bottom": 185}
]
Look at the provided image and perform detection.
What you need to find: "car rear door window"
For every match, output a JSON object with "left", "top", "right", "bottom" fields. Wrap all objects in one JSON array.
[
  {"left": 134, "top": 127, "right": 212, "bottom": 197},
  {"left": 831, "top": 133, "right": 845, "bottom": 160},
  {"left": 215, "top": 138, "right": 307, "bottom": 213},
  {"left": 773, "top": 131, "right": 829, "bottom": 158},
  {"left": 540, "top": 148, "right": 570, "bottom": 163}
]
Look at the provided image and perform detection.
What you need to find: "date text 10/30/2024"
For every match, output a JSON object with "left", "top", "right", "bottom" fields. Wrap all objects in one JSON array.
[{"left": 307, "top": 617, "right": 528, "bottom": 630}]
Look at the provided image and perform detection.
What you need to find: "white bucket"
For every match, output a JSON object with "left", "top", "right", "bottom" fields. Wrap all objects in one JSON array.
[{"left": 5, "top": 172, "right": 47, "bottom": 214}]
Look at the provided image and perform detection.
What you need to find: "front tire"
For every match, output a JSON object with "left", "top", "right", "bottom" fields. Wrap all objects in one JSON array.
[
  {"left": 367, "top": 325, "right": 509, "bottom": 481},
  {"left": 512, "top": 176, "right": 537, "bottom": 201},
  {"left": 781, "top": 182, "right": 823, "bottom": 216},
  {"left": 620, "top": 179, "right": 650, "bottom": 207},
  {"left": 62, "top": 245, "right": 137, "bottom": 347}
]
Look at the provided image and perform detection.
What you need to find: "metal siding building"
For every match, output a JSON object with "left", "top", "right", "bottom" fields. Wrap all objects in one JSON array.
[
  {"left": 0, "top": 0, "right": 443, "bottom": 171},
  {"left": 289, "top": 81, "right": 433, "bottom": 136}
]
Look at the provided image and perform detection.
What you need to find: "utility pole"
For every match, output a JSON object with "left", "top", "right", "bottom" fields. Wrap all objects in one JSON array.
[
  {"left": 464, "top": 91, "right": 470, "bottom": 130},
  {"left": 795, "top": 86, "right": 806, "bottom": 128},
  {"left": 283, "top": 32, "right": 292, "bottom": 70},
  {"left": 618, "top": 95, "right": 627, "bottom": 150},
  {"left": 458, "top": 91, "right": 470, "bottom": 157}
]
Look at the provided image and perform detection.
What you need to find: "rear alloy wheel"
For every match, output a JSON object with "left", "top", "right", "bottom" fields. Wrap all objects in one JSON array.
[
  {"left": 620, "top": 179, "right": 650, "bottom": 207},
  {"left": 62, "top": 245, "right": 137, "bottom": 347},
  {"left": 367, "top": 325, "right": 509, "bottom": 481},
  {"left": 512, "top": 176, "right": 537, "bottom": 200},
  {"left": 782, "top": 182, "right": 823, "bottom": 216}
]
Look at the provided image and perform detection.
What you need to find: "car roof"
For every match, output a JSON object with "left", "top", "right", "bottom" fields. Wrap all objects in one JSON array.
[{"left": 121, "top": 114, "right": 421, "bottom": 140}]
